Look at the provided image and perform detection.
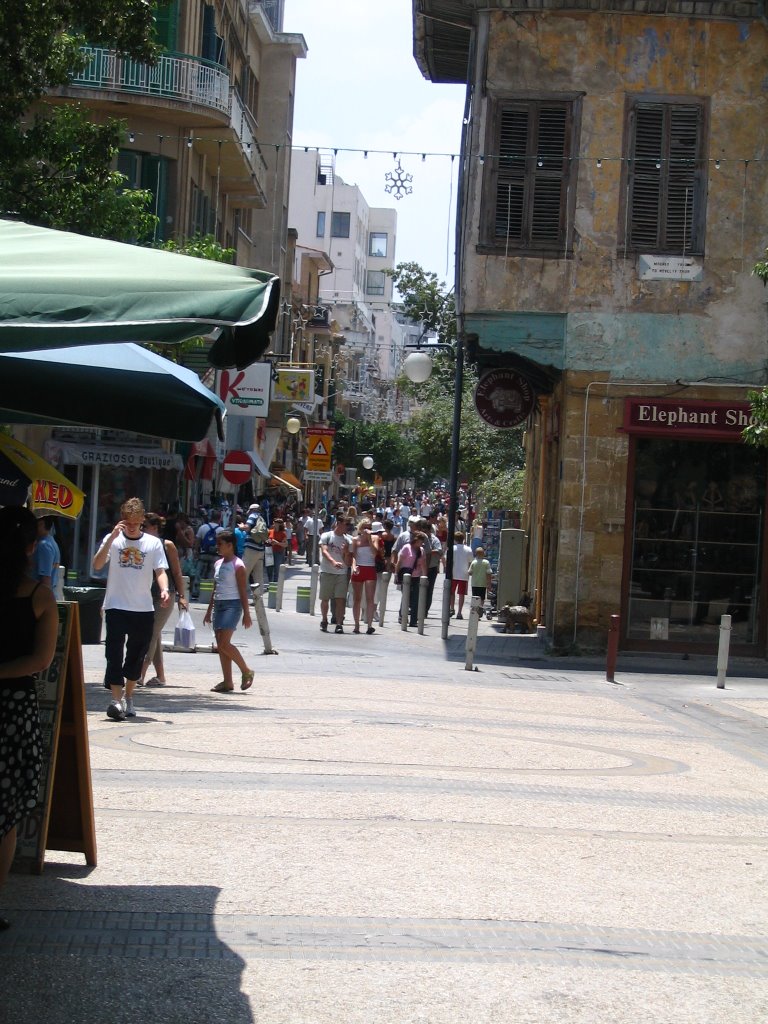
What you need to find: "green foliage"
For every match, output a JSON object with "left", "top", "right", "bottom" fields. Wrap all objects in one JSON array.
[
  {"left": 0, "top": 1, "right": 165, "bottom": 240},
  {"left": 331, "top": 410, "right": 420, "bottom": 483},
  {"left": 388, "top": 261, "right": 456, "bottom": 344},
  {"left": 754, "top": 248, "right": 768, "bottom": 286},
  {"left": 477, "top": 468, "right": 525, "bottom": 513},
  {"left": 743, "top": 389, "right": 768, "bottom": 448},
  {"left": 158, "top": 235, "right": 236, "bottom": 264}
]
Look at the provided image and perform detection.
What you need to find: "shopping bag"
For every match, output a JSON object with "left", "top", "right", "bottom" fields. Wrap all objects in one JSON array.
[
  {"left": 174, "top": 608, "right": 196, "bottom": 650},
  {"left": 264, "top": 546, "right": 275, "bottom": 568}
]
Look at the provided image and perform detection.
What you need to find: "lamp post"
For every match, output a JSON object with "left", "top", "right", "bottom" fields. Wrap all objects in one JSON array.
[{"left": 401, "top": 338, "right": 463, "bottom": 638}]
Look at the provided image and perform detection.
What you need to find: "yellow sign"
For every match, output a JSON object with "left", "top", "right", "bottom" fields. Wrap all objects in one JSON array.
[{"left": 306, "top": 427, "right": 335, "bottom": 472}]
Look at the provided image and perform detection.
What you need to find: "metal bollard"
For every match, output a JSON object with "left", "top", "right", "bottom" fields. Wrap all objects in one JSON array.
[
  {"left": 441, "top": 581, "right": 451, "bottom": 640},
  {"left": 606, "top": 613, "right": 620, "bottom": 682},
  {"left": 465, "top": 595, "right": 483, "bottom": 670},
  {"left": 275, "top": 562, "right": 287, "bottom": 612},
  {"left": 251, "top": 583, "right": 278, "bottom": 654},
  {"left": 417, "top": 576, "right": 429, "bottom": 635},
  {"left": 309, "top": 563, "right": 319, "bottom": 616},
  {"left": 378, "top": 571, "right": 392, "bottom": 627},
  {"left": 401, "top": 573, "right": 411, "bottom": 631},
  {"left": 716, "top": 613, "right": 731, "bottom": 689}
]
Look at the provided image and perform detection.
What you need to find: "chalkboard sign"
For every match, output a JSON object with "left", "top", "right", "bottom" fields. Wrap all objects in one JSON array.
[{"left": 13, "top": 601, "right": 97, "bottom": 874}]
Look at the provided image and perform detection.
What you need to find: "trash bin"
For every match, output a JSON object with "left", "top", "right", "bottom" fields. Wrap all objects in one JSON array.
[
  {"left": 63, "top": 586, "right": 104, "bottom": 644},
  {"left": 296, "top": 586, "right": 310, "bottom": 614}
]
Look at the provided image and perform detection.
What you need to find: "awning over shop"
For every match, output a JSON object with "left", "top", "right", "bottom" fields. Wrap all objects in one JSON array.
[
  {"left": 271, "top": 469, "right": 303, "bottom": 493},
  {"left": 44, "top": 441, "right": 184, "bottom": 471},
  {"left": 247, "top": 448, "right": 272, "bottom": 478}
]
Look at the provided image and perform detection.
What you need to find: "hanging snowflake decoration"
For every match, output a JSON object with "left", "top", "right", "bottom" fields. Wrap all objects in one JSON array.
[{"left": 384, "top": 159, "right": 413, "bottom": 200}]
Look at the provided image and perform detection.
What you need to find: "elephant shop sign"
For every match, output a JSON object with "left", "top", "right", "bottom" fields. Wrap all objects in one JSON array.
[
  {"left": 623, "top": 398, "right": 755, "bottom": 440},
  {"left": 474, "top": 369, "right": 534, "bottom": 429}
]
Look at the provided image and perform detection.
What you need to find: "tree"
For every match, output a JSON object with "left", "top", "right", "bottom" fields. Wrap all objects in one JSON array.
[
  {"left": 390, "top": 261, "right": 526, "bottom": 505},
  {"left": 0, "top": 1, "right": 164, "bottom": 240},
  {"left": 331, "top": 410, "right": 420, "bottom": 484}
]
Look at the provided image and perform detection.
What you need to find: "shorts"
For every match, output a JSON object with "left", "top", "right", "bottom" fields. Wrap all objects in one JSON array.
[
  {"left": 451, "top": 578, "right": 468, "bottom": 596},
  {"left": 212, "top": 599, "right": 243, "bottom": 631},
  {"left": 320, "top": 572, "right": 349, "bottom": 602},
  {"left": 351, "top": 565, "right": 376, "bottom": 583}
]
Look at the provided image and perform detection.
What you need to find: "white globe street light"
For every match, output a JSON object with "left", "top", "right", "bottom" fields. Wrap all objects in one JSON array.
[
  {"left": 285, "top": 416, "right": 301, "bottom": 434},
  {"left": 402, "top": 350, "right": 434, "bottom": 383},
  {"left": 362, "top": 455, "right": 374, "bottom": 470}
]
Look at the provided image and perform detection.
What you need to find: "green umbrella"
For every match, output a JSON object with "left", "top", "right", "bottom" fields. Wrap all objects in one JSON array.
[
  {"left": 0, "top": 343, "right": 225, "bottom": 442},
  {"left": 0, "top": 219, "right": 280, "bottom": 369}
]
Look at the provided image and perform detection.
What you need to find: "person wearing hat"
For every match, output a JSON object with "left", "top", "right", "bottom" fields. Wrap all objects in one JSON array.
[{"left": 242, "top": 502, "right": 268, "bottom": 588}]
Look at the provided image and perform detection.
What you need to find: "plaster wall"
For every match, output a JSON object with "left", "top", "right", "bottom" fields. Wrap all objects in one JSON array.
[{"left": 463, "top": 10, "right": 768, "bottom": 381}]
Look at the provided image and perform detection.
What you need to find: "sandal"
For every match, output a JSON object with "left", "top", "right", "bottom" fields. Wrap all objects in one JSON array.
[
  {"left": 145, "top": 677, "right": 166, "bottom": 688},
  {"left": 211, "top": 681, "right": 234, "bottom": 693},
  {"left": 241, "top": 670, "right": 255, "bottom": 691}
]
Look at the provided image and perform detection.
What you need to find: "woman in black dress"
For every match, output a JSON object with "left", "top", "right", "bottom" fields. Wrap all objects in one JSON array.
[{"left": 0, "top": 506, "right": 58, "bottom": 928}]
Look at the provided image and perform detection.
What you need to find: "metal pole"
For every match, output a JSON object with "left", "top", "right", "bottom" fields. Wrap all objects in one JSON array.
[
  {"left": 309, "top": 562, "right": 319, "bottom": 616},
  {"left": 442, "top": 336, "right": 465, "bottom": 638},
  {"left": 275, "top": 562, "right": 287, "bottom": 612},
  {"left": 716, "top": 613, "right": 731, "bottom": 689},
  {"left": 606, "top": 613, "right": 620, "bottom": 682},
  {"left": 465, "top": 595, "right": 483, "bottom": 670},
  {"left": 312, "top": 479, "right": 320, "bottom": 566},
  {"left": 401, "top": 573, "right": 411, "bottom": 631},
  {"left": 417, "top": 576, "right": 428, "bottom": 634}
]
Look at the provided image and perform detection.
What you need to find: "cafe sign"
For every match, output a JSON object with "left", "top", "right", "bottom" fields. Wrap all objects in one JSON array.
[
  {"left": 474, "top": 369, "right": 534, "bottom": 429},
  {"left": 624, "top": 398, "right": 755, "bottom": 440}
]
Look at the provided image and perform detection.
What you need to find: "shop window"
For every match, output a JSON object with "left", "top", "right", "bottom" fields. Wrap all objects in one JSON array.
[
  {"left": 628, "top": 438, "right": 764, "bottom": 646},
  {"left": 621, "top": 97, "right": 707, "bottom": 255},
  {"left": 480, "top": 97, "right": 579, "bottom": 256}
]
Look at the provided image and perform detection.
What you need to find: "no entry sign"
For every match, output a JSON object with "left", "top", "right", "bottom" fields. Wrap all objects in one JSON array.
[{"left": 222, "top": 449, "right": 252, "bottom": 485}]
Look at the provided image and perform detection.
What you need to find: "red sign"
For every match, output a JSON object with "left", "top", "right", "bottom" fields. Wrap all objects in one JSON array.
[
  {"left": 474, "top": 369, "right": 534, "bottom": 429},
  {"left": 221, "top": 449, "right": 252, "bottom": 485},
  {"left": 623, "top": 399, "right": 754, "bottom": 440}
]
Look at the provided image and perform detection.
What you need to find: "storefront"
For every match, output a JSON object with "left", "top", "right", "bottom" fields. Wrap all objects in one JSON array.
[
  {"left": 44, "top": 436, "right": 183, "bottom": 580},
  {"left": 621, "top": 397, "right": 766, "bottom": 653}
]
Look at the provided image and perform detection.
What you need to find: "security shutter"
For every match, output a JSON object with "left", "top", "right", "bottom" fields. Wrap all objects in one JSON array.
[{"left": 627, "top": 101, "right": 704, "bottom": 254}]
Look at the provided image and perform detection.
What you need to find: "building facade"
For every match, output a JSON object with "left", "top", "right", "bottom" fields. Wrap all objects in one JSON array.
[{"left": 414, "top": 0, "right": 768, "bottom": 654}]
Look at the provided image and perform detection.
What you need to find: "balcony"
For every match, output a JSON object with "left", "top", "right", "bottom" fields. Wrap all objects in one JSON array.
[
  {"left": 70, "top": 46, "right": 230, "bottom": 114},
  {"left": 66, "top": 47, "right": 268, "bottom": 206}
]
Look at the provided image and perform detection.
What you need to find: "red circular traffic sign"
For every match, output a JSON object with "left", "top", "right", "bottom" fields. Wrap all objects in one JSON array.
[{"left": 222, "top": 449, "right": 252, "bottom": 485}]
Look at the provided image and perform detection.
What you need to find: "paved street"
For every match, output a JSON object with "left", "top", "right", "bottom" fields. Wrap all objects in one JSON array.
[{"left": 3, "top": 563, "right": 768, "bottom": 1023}]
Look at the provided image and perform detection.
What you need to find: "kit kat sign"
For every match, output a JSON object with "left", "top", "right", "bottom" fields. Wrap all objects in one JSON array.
[{"left": 624, "top": 398, "right": 755, "bottom": 439}]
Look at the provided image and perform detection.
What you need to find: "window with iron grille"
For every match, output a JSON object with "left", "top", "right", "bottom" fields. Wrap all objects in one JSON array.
[
  {"left": 621, "top": 98, "right": 707, "bottom": 256},
  {"left": 481, "top": 98, "right": 579, "bottom": 255}
]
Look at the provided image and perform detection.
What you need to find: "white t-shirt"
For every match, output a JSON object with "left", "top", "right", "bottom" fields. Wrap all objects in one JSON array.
[
  {"left": 102, "top": 531, "right": 168, "bottom": 612},
  {"left": 320, "top": 529, "right": 351, "bottom": 575},
  {"left": 452, "top": 543, "right": 474, "bottom": 582},
  {"left": 214, "top": 556, "right": 245, "bottom": 601}
]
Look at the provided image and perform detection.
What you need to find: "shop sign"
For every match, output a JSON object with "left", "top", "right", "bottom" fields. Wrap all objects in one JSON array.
[
  {"left": 216, "top": 363, "right": 271, "bottom": 418},
  {"left": 638, "top": 255, "right": 703, "bottom": 281},
  {"left": 271, "top": 368, "right": 315, "bottom": 404},
  {"left": 474, "top": 369, "right": 534, "bottom": 429},
  {"left": 624, "top": 398, "right": 755, "bottom": 440},
  {"left": 45, "top": 441, "right": 183, "bottom": 471}
]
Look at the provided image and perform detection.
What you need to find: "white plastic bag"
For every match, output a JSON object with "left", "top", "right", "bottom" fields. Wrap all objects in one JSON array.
[{"left": 174, "top": 608, "right": 196, "bottom": 650}]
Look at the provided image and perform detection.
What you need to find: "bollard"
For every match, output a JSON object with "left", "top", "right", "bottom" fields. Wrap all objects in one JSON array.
[
  {"left": 309, "top": 563, "right": 319, "bottom": 616},
  {"left": 296, "top": 586, "right": 311, "bottom": 613},
  {"left": 378, "top": 572, "right": 392, "bottom": 628},
  {"left": 401, "top": 573, "right": 411, "bottom": 631},
  {"left": 716, "top": 613, "right": 731, "bottom": 689},
  {"left": 266, "top": 582, "right": 277, "bottom": 609},
  {"left": 275, "top": 563, "right": 287, "bottom": 611},
  {"left": 606, "top": 613, "right": 620, "bottom": 682},
  {"left": 417, "top": 576, "right": 429, "bottom": 635},
  {"left": 251, "top": 583, "right": 277, "bottom": 654},
  {"left": 465, "top": 595, "right": 483, "bottom": 670}
]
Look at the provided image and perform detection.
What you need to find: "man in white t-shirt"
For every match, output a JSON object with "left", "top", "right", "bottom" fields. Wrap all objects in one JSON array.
[
  {"left": 450, "top": 531, "right": 474, "bottom": 619},
  {"left": 93, "top": 497, "right": 169, "bottom": 721},
  {"left": 319, "top": 516, "right": 352, "bottom": 634}
]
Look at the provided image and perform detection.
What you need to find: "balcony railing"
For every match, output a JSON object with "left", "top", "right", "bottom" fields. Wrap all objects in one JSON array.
[
  {"left": 70, "top": 46, "right": 230, "bottom": 115},
  {"left": 230, "top": 88, "right": 268, "bottom": 182}
]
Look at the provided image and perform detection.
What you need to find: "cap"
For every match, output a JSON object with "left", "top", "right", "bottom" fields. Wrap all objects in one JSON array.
[
  {"left": 370, "top": 522, "right": 384, "bottom": 534},
  {"left": 248, "top": 503, "right": 261, "bottom": 512},
  {"left": 408, "top": 515, "right": 420, "bottom": 524}
]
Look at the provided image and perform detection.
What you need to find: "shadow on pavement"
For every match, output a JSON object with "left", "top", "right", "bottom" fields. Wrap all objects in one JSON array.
[{"left": 0, "top": 878, "right": 253, "bottom": 1024}]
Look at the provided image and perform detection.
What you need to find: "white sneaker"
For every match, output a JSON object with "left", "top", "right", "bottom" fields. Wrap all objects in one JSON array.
[
  {"left": 125, "top": 699, "right": 136, "bottom": 717},
  {"left": 106, "top": 701, "right": 126, "bottom": 722}
]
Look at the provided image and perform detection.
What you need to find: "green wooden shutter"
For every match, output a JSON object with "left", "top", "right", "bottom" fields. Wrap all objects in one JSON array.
[{"left": 153, "top": 0, "right": 179, "bottom": 52}]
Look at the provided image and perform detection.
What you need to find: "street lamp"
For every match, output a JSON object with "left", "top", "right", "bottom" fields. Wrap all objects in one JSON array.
[
  {"left": 402, "top": 351, "right": 434, "bottom": 384},
  {"left": 362, "top": 455, "right": 374, "bottom": 470},
  {"left": 285, "top": 416, "right": 301, "bottom": 434}
]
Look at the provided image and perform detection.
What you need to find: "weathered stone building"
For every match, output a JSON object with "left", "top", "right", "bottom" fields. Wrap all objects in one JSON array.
[{"left": 414, "top": 0, "right": 768, "bottom": 654}]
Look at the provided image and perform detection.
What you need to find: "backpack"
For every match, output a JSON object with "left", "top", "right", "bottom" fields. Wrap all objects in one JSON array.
[
  {"left": 250, "top": 515, "right": 268, "bottom": 545},
  {"left": 200, "top": 524, "right": 219, "bottom": 554}
]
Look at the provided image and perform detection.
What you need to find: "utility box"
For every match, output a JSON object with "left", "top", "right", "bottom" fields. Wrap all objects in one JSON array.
[{"left": 496, "top": 529, "right": 526, "bottom": 608}]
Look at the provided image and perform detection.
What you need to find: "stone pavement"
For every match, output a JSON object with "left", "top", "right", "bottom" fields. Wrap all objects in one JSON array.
[{"left": 2, "top": 562, "right": 768, "bottom": 1023}]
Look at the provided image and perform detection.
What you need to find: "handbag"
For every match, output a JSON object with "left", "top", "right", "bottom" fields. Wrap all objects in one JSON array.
[{"left": 174, "top": 608, "right": 196, "bottom": 651}]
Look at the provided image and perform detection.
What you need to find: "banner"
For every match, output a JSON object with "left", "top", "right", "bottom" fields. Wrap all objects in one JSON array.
[
  {"left": 216, "top": 363, "right": 271, "bottom": 418},
  {"left": 272, "top": 369, "right": 315, "bottom": 404}
]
